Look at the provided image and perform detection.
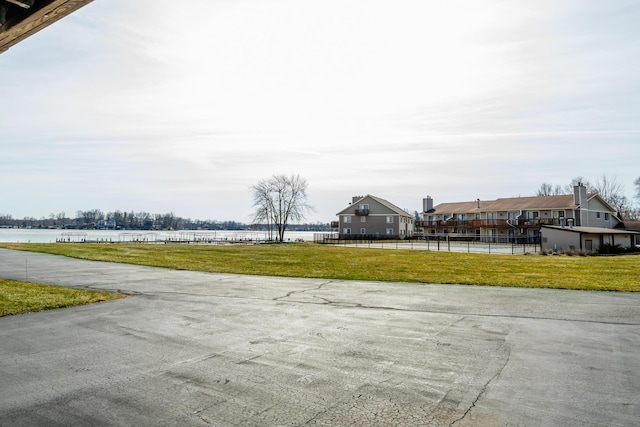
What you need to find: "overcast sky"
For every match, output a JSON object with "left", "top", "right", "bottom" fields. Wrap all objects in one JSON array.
[{"left": 1, "top": 0, "right": 639, "bottom": 222}]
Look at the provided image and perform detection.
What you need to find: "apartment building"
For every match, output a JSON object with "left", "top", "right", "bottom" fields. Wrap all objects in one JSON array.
[
  {"left": 335, "top": 195, "right": 414, "bottom": 239},
  {"left": 417, "top": 183, "right": 621, "bottom": 241}
]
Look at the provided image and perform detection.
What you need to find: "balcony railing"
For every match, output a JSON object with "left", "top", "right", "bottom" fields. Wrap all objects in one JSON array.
[
  {"left": 416, "top": 218, "right": 565, "bottom": 229},
  {"left": 354, "top": 208, "right": 370, "bottom": 216}
]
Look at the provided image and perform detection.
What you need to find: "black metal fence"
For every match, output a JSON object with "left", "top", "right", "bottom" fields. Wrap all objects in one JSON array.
[{"left": 314, "top": 233, "right": 541, "bottom": 255}]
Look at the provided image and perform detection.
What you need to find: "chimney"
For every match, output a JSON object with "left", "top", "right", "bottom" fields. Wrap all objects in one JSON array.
[
  {"left": 573, "top": 183, "right": 588, "bottom": 226},
  {"left": 573, "top": 182, "right": 587, "bottom": 205},
  {"left": 476, "top": 198, "right": 481, "bottom": 209},
  {"left": 423, "top": 196, "right": 434, "bottom": 213},
  {"left": 352, "top": 195, "right": 363, "bottom": 204}
]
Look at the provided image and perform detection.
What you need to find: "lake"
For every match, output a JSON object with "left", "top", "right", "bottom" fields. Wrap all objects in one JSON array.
[{"left": 0, "top": 228, "right": 321, "bottom": 243}]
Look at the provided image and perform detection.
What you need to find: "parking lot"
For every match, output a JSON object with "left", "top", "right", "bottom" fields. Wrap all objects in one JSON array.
[{"left": 1, "top": 248, "right": 639, "bottom": 426}]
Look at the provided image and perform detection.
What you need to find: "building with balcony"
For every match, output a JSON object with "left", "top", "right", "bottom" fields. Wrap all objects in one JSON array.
[
  {"left": 336, "top": 195, "right": 414, "bottom": 239},
  {"left": 417, "top": 183, "right": 621, "bottom": 241}
]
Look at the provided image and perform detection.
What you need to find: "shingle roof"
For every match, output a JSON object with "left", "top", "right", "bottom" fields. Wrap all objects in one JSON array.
[
  {"left": 623, "top": 221, "right": 640, "bottom": 231},
  {"left": 337, "top": 194, "right": 413, "bottom": 217},
  {"left": 431, "top": 194, "right": 583, "bottom": 214}
]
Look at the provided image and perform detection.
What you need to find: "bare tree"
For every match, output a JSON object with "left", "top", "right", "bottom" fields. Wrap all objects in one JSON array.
[
  {"left": 593, "top": 175, "right": 624, "bottom": 202},
  {"left": 591, "top": 175, "right": 632, "bottom": 219},
  {"left": 251, "top": 174, "right": 313, "bottom": 241},
  {"left": 634, "top": 176, "right": 640, "bottom": 201},
  {"left": 536, "top": 182, "right": 564, "bottom": 196},
  {"left": 563, "top": 176, "right": 594, "bottom": 194}
]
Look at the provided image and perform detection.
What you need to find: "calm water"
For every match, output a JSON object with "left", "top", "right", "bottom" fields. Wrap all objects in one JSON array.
[{"left": 0, "top": 228, "right": 320, "bottom": 243}]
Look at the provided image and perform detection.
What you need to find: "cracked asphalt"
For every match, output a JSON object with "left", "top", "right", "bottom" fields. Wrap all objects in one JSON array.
[{"left": 1, "top": 248, "right": 639, "bottom": 426}]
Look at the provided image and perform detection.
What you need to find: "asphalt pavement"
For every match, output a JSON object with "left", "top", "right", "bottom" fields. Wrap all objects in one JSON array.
[{"left": 1, "top": 248, "right": 639, "bottom": 426}]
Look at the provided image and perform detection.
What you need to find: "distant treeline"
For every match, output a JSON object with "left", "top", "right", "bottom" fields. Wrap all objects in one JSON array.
[{"left": 0, "top": 209, "right": 331, "bottom": 232}]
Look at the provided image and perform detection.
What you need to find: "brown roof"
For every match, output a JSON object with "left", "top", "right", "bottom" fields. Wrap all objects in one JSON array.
[
  {"left": 623, "top": 221, "right": 640, "bottom": 231},
  {"left": 432, "top": 194, "right": 580, "bottom": 214}
]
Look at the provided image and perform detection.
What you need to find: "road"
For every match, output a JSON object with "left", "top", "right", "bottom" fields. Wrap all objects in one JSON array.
[{"left": 1, "top": 248, "right": 639, "bottom": 426}]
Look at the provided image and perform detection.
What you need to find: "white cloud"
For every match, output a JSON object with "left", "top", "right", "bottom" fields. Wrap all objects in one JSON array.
[{"left": 1, "top": 0, "right": 639, "bottom": 221}]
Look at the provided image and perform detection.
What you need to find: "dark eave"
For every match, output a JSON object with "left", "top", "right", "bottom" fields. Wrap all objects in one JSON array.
[{"left": 0, "top": 0, "right": 93, "bottom": 54}]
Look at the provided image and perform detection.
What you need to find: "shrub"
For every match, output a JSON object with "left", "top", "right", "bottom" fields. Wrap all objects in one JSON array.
[{"left": 600, "top": 243, "right": 626, "bottom": 255}]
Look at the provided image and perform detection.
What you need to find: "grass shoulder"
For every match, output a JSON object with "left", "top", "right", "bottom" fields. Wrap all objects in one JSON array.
[
  {"left": 1, "top": 242, "right": 638, "bottom": 292},
  {"left": 0, "top": 278, "right": 125, "bottom": 317}
]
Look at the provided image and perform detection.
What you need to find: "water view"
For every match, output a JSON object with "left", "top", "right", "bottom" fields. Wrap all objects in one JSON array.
[{"left": 0, "top": 228, "right": 319, "bottom": 244}]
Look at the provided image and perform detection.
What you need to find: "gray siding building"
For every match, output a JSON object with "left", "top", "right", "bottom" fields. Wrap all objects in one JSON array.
[{"left": 336, "top": 195, "right": 414, "bottom": 239}]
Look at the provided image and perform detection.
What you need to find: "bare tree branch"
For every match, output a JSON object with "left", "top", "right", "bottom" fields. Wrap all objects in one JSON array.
[{"left": 251, "top": 174, "right": 313, "bottom": 241}]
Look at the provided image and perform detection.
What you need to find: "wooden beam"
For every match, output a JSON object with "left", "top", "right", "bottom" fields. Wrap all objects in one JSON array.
[{"left": 0, "top": 0, "right": 93, "bottom": 54}]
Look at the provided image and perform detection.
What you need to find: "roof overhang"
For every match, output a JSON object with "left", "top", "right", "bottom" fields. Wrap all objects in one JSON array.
[
  {"left": 541, "top": 225, "right": 639, "bottom": 235},
  {"left": 0, "top": 0, "right": 93, "bottom": 54}
]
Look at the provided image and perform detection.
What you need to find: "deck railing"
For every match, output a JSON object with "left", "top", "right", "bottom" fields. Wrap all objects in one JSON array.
[{"left": 416, "top": 218, "right": 564, "bottom": 228}]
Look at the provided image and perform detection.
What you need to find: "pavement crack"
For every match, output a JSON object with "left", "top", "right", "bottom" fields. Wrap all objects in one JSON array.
[
  {"left": 449, "top": 343, "right": 512, "bottom": 426},
  {"left": 273, "top": 280, "right": 334, "bottom": 301}
]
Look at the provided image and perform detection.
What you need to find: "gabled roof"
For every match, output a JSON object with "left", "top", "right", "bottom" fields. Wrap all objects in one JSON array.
[
  {"left": 428, "top": 201, "right": 480, "bottom": 215},
  {"left": 430, "top": 194, "right": 595, "bottom": 214},
  {"left": 336, "top": 194, "right": 412, "bottom": 217},
  {"left": 484, "top": 195, "right": 578, "bottom": 211}
]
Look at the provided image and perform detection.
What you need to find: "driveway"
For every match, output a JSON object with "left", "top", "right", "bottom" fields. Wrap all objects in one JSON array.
[{"left": 1, "top": 248, "right": 639, "bottom": 426}]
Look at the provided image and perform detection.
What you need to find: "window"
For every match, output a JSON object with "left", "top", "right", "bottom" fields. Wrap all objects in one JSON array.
[
  {"left": 359, "top": 204, "right": 369, "bottom": 210},
  {"left": 487, "top": 212, "right": 497, "bottom": 220},
  {"left": 360, "top": 216, "right": 366, "bottom": 223},
  {"left": 605, "top": 213, "right": 610, "bottom": 220},
  {"left": 553, "top": 210, "right": 566, "bottom": 219},
  {"left": 386, "top": 228, "right": 394, "bottom": 235},
  {"left": 343, "top": 228, "right": 351, "bottom": 235},
  {"left": 596, "top": 212, "right": 601, "bottom": 219},
  {"left": 386, "top": 216, "right": 394, "bottom": 223},
  {"left": 360, "top": 228, "right": 366, "bottom": 234},
  {"left": 344, "top": 216, "right": 351, "bottom": 223},
  {"left": 526, "top": 211, "right": 539, "bottom": 219}
]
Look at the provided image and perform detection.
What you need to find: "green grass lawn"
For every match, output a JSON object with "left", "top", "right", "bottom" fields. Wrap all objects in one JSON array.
[
  {"left": 1, "top": 242, "right": 639, "bottom": 292},
  {"left": 0, "top": 278, "right": 125, "bottom": 317}
]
